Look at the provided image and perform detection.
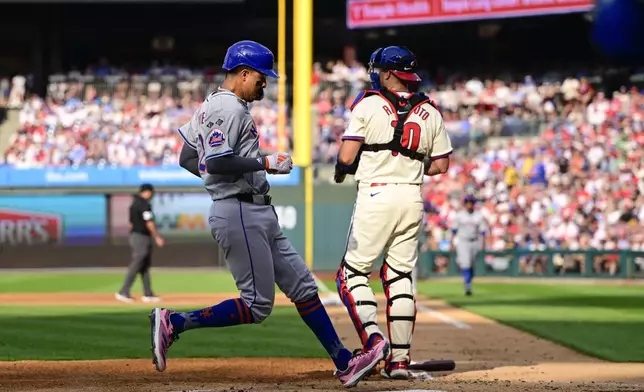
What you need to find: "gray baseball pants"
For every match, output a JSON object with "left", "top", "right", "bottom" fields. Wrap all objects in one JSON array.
[
  {"left": 119, "top": 232, "right": 154, "bottom": 297},
  {"left": 208, "top": 198, "right": 318, "bottom": 322}
]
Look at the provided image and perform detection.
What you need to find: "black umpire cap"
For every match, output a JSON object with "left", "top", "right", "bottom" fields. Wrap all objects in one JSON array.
[{"left": 139, "top": 183, "right": 155, "bottom": 193}]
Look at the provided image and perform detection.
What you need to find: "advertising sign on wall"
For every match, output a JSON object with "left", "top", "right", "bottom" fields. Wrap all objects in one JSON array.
[
  {"left": 110, "top": 193, "right": 211, "bottom": 243},
  {"left": 110, "top": 192, "right": 299, "bottom": 244},
  {"left": 347, "top": 0, "right": 594, "bottom": 29},
  {"left": 0, "top": 195, "right": 106, "bottom": 246}
]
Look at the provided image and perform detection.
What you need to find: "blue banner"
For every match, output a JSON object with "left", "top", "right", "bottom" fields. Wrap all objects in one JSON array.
[{"left": 0, "top": 165, "right": 300, "bottom": 188}]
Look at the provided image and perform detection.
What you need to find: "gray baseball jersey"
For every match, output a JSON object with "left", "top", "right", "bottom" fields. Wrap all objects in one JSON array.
[
  {"left": 452, "top": 210, "right": 488, "bottom": 241},
  {"left": 177, "top": 88, "right": 270, "bottom": 200},
  {"left": 452, "top": 210, "right": 487, "bottom": 269},
  {"left": 176, "top": 87, "right": 318, "bottom": 323}
]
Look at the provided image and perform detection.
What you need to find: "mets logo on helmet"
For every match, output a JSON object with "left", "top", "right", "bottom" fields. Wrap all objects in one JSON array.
[{"left": 208, "top": 129, "right": 226, "bottom": 147}]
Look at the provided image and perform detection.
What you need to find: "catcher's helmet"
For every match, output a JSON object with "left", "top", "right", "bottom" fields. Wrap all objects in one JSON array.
[
  {"left": 222, "top": 40, "right": 279, "bottom": 79},
  {"left": 368, "top": 46, "right": 421, "bottom": 90}
]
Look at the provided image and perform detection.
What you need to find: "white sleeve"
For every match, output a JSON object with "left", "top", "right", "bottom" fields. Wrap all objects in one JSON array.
[
  {"left": 427, "top": 106, "right": 453, "bottom": 158},
  {"left": 142, "top": 208, "right": 154, "bottom": 221},
  {"left": 342, "top": 100, "right": 367, "bottom": 141}
]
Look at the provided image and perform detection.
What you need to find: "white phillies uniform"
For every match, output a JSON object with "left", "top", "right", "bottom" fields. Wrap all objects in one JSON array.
[{"left": 337, "top": 91, "right": 453, "bottom": 365}]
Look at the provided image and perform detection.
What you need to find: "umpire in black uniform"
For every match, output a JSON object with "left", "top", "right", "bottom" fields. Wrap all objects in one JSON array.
[{"left": 115, "top": 183, "right": 165, "bottom": 303}]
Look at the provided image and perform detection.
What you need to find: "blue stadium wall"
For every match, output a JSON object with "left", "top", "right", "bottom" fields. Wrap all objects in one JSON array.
[{"left": 0, "top": 165, "right": 355, "bottom": 271}]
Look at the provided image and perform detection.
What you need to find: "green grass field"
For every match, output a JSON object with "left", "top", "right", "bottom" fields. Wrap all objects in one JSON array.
[
  {"left": 0, "top": 270, "right": 238, "bottom": 294},
  {"left": 0, "top": 270, "right": 328, "bottom": 360},
  {"left": 0, "top": 270, "right": 643, "bottom": 362},
  {"left": 417, "top": 281, "right": 644, "bottom": 362},
  {"left": 0, "top": 305, "right": 327, "bottom": 361}
]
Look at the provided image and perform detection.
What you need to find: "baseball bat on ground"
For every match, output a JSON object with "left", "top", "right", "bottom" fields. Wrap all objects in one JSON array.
[{"left": 408, "top": 359, "right": 456, "bottom": 372}]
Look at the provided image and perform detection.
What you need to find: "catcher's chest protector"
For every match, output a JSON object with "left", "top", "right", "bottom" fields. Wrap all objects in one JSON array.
[{"left": 353, "top": 89, "right": 437, "bottom": 162}]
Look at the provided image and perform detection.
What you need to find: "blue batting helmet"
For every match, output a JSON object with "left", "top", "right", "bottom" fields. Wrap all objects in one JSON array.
[
  {"left": 222, "top": 40, "right": 279, "bottom": 79},
  {"left": 464, "top": 195, "right": 477, "bottom": 204},
  {"left": 368, "top": 46, "right": 421, "bottom": 90}
]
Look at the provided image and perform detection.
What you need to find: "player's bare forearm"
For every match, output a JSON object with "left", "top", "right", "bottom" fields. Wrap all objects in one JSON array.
[
  {"left": 179, "top": 144, "right": 201, "bottom": 177},
  {"left": 425, "top": 156, "right": 450, "bottom": 176},
  {"left": 425, "top": 165, "right": 443, "bottom": 176},
  {"left": 337, "top": 139, "right": 363, "bottom": 165}
]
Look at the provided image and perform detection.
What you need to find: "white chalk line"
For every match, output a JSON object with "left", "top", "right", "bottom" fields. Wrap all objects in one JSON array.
[{"left": 417, "top": 304, "right": 471, "bottom": 330}]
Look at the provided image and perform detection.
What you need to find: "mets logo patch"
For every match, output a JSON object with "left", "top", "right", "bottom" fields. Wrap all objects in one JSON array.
[{"left": 208, "top": 129, "right": 226, "bottom": 147}]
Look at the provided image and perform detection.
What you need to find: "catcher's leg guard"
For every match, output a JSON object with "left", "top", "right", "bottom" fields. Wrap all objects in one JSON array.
[
  {"left": 336, "top": 261, "right": 384, "bottom": 349},
  {"left": 381, "top": 260, "right": 416, "bottom": 364}
]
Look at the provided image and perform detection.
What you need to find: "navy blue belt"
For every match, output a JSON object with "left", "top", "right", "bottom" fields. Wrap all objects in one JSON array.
[{"left": 232, "top": 194, "right": 272, "bottom": 205}]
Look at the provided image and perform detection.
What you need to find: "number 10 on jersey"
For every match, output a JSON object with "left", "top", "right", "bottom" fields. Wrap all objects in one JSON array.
[{"left": 391, "top": 121, "right": 421, "bottom": 156}]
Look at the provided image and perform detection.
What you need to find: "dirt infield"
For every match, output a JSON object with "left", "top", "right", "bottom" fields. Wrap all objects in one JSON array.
[{"left": 2, "top": 293, "right": 644, "bottom": 392}]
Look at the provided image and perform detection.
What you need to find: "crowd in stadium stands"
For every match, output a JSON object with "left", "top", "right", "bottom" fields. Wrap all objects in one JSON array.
[
  {"left": 2, "top": 55, "right": 644, "bottom": 273},
  {"left": 1, "top": 69, "right": 289, "bottom": 167},
  {"left": 420, "top": 84, "right": 644, "bottom": 275}
]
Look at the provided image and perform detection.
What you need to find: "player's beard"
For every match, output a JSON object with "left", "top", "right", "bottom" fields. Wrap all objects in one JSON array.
[
  {"left": 247, "top": 78, "right": 265, "bottom": 101},
  {"left": 254, "top": 85, "right": 265, "bottom": 101}
]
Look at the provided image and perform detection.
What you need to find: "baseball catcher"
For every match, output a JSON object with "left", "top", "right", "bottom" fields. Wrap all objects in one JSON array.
[{"left": 334, "top": 46, "right": 453, "bottom": 379}]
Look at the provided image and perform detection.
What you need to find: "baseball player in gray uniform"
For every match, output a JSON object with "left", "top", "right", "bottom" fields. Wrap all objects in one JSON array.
[
  {"left": 450, "top": 195, "right": 488, "bottom": 296},
  {"left": 148, "top": 40, "right": 388, "bottom": 388}
]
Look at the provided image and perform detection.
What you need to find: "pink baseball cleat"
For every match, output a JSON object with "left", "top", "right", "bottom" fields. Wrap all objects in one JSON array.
[
  {"left": 149, "top": 308, "right": 179, "bottom": 372},
  {"left": 335, "top": 339, "right": 389, "bottom": 388}
]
